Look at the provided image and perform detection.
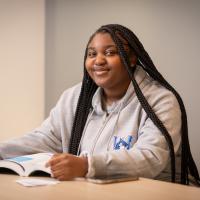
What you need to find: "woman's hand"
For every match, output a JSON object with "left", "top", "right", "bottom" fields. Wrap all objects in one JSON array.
[{"left": 46, "top": 153, "right": 88, "bottom": 181}]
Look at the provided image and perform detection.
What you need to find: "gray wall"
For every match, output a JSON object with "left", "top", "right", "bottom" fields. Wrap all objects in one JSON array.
[{"left": 45, "top": 0, "right": 200, "bottom": 171}]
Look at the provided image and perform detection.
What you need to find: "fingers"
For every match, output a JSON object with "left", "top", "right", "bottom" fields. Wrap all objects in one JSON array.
[
  {"left": 45, "top": 153, "right": 65, "bottom": 167},
  {"left": 51, "top": 168, "right": 72, "bottom": 181},
  {"left": 45, "top": 153, "right": 88, "bottom": 181},
  {"left": 50, "top": 160, "right": 67, "bottom": 171},
  {"left": 46, "top": 153, "right": 72, "bottom": 180},
  {"left": 51, "top": 169, "right": 64, "bottom": 180}
]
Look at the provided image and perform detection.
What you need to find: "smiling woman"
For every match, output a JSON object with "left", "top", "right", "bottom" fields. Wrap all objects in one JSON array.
[
  {"left": 85, "top": 33, "right": 134, "bottom": 104},
  {"left": 0, "top": 24, "right": 199, "bottom": 185}
]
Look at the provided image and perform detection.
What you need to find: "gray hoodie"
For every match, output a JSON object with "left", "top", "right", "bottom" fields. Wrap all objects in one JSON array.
[{"left": 0, "top": 66, "right": 181, "bottom": 181}]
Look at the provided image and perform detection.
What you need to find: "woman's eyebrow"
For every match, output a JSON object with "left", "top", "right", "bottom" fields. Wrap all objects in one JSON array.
[{"left": 87, "top": 45, "right": 117, "bottom": 50}]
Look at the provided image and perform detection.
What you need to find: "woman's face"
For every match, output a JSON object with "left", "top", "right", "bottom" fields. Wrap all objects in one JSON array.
[{"left": 85, "top": 33, "right": 132, "bottom": 92}]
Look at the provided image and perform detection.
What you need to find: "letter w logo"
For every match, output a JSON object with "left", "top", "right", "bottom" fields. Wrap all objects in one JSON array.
[{"left": 113, "top": 135, "right": 134, "bottom": 150}]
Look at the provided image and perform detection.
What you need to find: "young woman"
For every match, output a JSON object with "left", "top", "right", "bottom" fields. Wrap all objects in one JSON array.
[{"left": 0, "top": 24, "right": 199, "bottom": 185}]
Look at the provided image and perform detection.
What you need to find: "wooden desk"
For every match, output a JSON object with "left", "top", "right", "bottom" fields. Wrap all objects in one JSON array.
[{"left": 0, "top": 174, "right": 199, "bottom": 200}]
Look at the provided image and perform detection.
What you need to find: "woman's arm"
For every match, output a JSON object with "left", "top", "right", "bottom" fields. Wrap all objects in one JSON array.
[{"left": 0, "top": 84, "right": 81, "bottom": 159}]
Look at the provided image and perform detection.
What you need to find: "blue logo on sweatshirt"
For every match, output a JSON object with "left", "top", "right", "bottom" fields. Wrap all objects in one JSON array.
[{"left": 113, "top": 135, "right": 134, "bottom": 150}]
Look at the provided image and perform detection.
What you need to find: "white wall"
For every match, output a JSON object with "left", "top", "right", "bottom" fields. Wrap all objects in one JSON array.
[
  {"left": 0, "top": 0, "right": 45, "bottom": 140},
  {"left": 45, "top": 0, "right": 200, "bottom": 171}
]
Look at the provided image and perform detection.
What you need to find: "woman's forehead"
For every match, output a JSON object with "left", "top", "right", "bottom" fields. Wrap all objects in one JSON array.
[
  {"left": 88, "top": 33, "right": 115, "bottom": 47},
  {"left": 89, "top": 31, "right": 129, "bottom": 46},
  {"left": 88, "top": 32, "right": 130, "bottom": 53}
]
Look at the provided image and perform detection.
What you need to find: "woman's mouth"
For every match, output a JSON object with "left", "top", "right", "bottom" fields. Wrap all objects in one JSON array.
[
  {"left": 94, "top": 69, "right": 109, "bottom": 76},
  {"left": 93, "top": 66, "right": 109, "bottom": 76}
]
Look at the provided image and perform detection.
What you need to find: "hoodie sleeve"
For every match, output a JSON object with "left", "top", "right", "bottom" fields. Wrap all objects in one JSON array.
[
  {"left": 86, "top": 88, "right": 182, "bottom": 179},
  {"left": 0, "top": 84, "right": 81, "bottom": 159}
]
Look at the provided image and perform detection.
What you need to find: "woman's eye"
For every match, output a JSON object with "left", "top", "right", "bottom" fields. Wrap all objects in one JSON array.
[
  {"left": 87, "top": 51, "right": 96, "bottom": 58},
  {"left": 105, "top": 50, "right": 118, "bottom": 56}
]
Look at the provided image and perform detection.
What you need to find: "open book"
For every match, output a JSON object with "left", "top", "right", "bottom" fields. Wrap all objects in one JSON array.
[{"left": 0, "top": 153, "right": 53, "bottom": 177}]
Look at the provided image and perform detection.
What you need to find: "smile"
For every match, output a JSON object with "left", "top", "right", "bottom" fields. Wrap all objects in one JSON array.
[
  {"left": 94, "top": 70, "right": 109, "bottom": 76},
  {"left": 93, "top": 68, "right": 109, "bottom": 76}
]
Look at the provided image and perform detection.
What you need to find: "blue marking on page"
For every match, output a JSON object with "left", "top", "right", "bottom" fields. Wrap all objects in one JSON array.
[{"left": 8, "top": 156, "right": 33, "bottom": 163}]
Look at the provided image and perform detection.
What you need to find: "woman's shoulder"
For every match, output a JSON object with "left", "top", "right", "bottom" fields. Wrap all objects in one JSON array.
[
  {"left": 62, "top": 82, "right": 82, "bottom": 97},
  {"left": 56, "top": 82, "right": 82, "bottom": 107},
  {"left": 142, "top": 75, "right": 179, "bottom": 109},
  {"left": 136, "top": 66, "right": 176, "bottom": 101}
]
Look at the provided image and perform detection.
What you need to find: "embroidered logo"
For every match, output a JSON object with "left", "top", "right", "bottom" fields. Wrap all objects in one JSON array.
[{"left": 113, "top": 135, "right": 134, "bottom": 150}]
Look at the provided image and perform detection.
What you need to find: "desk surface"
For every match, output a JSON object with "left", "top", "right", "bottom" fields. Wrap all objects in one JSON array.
[{"left": 0, "top": 174, "right": 200, "bottom": 200}]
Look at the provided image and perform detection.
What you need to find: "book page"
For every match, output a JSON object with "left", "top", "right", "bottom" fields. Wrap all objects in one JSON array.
[
  {"left": 0, "top": 159, "right": 25, "bottom": 176},
  {"left": 7, "top": 153, "right": 53, "bottom": 176}
]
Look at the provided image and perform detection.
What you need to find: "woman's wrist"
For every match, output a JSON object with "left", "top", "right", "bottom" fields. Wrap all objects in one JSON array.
[{"left": 79, "top": 156, "right": 88, "bottom": 177}]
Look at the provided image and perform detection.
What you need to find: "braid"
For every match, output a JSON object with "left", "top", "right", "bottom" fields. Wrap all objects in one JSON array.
[
  {"left": 100, "top": 25, "right": 176, "bottom": 182},
  {"left": 68, "top": 74, "right": 97, "bottom": 154},
  {"left": 69, "top": 50, "right": 98, "bottom": 154},
  {"left": 116, "top": 25, "right": 199, "bottom": 184},
  {"left": 101, "top": 24, "right": 200, "bottom": 185},
  {"left": 68, "top": 24, "right": 200, "bottom": 185}
]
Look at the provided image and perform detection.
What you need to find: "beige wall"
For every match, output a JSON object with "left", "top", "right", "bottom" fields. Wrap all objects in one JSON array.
[
  {"left": 0, "top": 0, "right": 45, "bottom": 140},
  {"left": 45, "top": 0, "right": 200, "bottom": 171}
]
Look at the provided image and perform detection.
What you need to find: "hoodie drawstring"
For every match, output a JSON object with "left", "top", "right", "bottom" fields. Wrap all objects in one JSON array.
[
  {"left": 106, "top": 102, "right": 124, "bottom": 151},
  {"left": 77, "top": 108, "right": 95, "bottom": 155}
]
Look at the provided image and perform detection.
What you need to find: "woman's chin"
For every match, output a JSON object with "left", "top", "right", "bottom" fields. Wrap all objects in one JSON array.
[{"left": 94, "top": 80, "right": 109, "bottom": 89}]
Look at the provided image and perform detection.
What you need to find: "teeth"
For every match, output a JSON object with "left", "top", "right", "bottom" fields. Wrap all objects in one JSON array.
[
  {"left": 94, "top": 70, "right": 108, "bottom": 75},
  {"left": 94, "top": 68, "right": 108, "bottom": 71}
]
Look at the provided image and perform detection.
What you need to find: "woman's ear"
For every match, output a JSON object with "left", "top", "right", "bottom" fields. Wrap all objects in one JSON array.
[{"left": 130, "top": 53, "right": 137, "bottom": 67}]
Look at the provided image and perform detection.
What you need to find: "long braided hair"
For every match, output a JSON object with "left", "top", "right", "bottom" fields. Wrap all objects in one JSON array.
[{"left": 69, "top": 24, "right": 200, "bottom": 185}]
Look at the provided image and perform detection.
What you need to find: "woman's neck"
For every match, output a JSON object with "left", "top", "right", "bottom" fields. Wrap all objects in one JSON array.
[{"left": 102, "top": 81, "right": 130, "bottom": 106}]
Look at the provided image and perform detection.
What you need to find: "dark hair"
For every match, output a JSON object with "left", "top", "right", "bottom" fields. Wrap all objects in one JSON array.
[{"left": 69, "top": 24, "right": 200, "bottom": 185}]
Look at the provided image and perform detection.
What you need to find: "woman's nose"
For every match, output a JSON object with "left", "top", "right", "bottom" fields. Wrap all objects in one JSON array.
[{"left": 94, "top": 54, "right": 106, "bottom": 66}]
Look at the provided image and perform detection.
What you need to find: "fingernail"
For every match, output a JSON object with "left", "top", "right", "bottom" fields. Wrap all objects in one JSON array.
[{"left": 45, "top": 162, "right": 49, "bottom": 168}]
